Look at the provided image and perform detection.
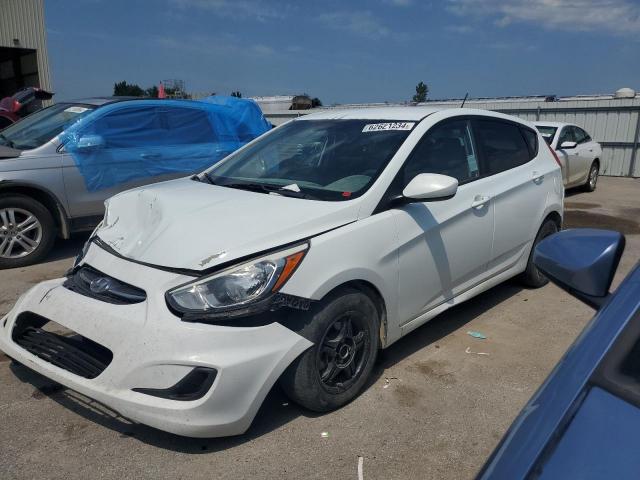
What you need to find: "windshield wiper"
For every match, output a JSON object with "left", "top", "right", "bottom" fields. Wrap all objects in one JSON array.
[{"left": 218, "top": 180, "right": 317, "bottom": 200}]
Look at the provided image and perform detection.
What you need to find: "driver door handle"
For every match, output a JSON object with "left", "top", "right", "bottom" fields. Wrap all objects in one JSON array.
[
  {"left": 471, "top": 195, "right": 491, "bottom": 209},
  {"left": 140, "top": 152, "right": 161, "bottom": 159}
]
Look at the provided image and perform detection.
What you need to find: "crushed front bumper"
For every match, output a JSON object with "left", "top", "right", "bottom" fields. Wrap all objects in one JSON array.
[{"left": 0, "top": 244, "right": 312, "bottom": 438}]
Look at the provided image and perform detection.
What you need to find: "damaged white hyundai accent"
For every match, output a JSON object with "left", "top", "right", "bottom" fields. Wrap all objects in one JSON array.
[{"left": 0, "top": 107, "right": 563, "bottom": 437}]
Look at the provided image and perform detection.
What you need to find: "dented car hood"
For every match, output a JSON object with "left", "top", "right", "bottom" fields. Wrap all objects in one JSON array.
[{"left": 96, "top": 178, "right": 360, "bottom": 271}]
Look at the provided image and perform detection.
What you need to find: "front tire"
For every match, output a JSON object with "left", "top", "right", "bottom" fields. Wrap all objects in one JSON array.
[
  {"left": 0, "top": 195, "right": 56, "bottom": 269},
  {"left": 520, "top": 219, "right": 559, "bottom": 288},
  {"left": 583, "top": 161, "right": 599, "bottom": 192},
  {"left": 280, "top": 288, "right": 380, "bottom": 412}
]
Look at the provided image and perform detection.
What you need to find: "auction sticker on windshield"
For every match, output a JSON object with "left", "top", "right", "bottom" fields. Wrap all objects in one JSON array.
[{"left": 362, "top": 122, "right": 415, "bottom": 132}]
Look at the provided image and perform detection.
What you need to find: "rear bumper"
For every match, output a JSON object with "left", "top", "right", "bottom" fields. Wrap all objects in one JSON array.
[{"left": 0, "top": 245, "right": 312, "bottom": 438}]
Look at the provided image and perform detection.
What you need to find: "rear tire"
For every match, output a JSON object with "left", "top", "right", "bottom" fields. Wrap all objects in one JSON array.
[
  {"left": 280, "top": 288, "right": 380, "bottom": 412},
  {"left": 0, "top": 195, "right": 56, "bottom": 269},
  {"left": 583, "top": 161, "right": 599, "bottom": 192},
  {"left": 520, "top": 219, "right": 559, "bottom": 288}
]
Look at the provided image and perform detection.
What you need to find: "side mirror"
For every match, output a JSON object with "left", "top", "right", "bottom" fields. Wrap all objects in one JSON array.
[
  {"left": 76, "top": 134, "right": 105, "bottom": 150},
  {"left": 533, "top": 229, "right": 625, "bottom": 309},
  {"left": 560, "top": 141, "right": 577, "bottom": 149},
  {"left": 403, "top": 173, "right": 458, "bottom": 201}
]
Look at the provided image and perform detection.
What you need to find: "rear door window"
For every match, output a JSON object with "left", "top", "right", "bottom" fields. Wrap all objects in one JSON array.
[
  {"left": 520, "top": 127, "right": 539, "bottom": 160},
  {"left": 473, "top": 119, "right": 531, "bottom": 175}
]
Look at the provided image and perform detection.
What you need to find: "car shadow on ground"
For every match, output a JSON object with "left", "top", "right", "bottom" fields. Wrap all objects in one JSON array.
[
  {"left": 8, "top": 279, "right": 524, "bottom": 454},
  {"left": 44, "top": 234, "right": 90, "bottom": 263}
]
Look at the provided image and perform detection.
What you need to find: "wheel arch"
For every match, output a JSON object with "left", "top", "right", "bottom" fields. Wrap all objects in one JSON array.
[
  {"left": 543, "top": 210, "right": 562, "bottom": 230},
  {"left": 318, "top": 279, "right": 389, "bottom": 348},
  {"left": 0, "top": 181, "right": 70, "bottom": 238}
]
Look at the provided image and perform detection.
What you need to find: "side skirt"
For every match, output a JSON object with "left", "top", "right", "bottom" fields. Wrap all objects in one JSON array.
[{"left": 398, "top": 265, "right": 523, "bottom": 338}]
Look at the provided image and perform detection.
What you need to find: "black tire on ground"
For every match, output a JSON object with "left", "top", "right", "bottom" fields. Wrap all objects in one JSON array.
[
  {"left": 0, "top": 195, "right": 57, "bottom": 269},
  {"left": 279, "top": 288, "right": 380, "bottom": 412},
  {"left": 519, "top": 219, "right": 559, "bottom": 288},
  {"left": 583, "top": 161, "right": 599, "bottom": 192}
]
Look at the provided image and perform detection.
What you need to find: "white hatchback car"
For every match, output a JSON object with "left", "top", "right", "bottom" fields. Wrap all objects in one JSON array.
[
  {"left": 534, "top": 122, "right": 602, "bottom": 191},
  {"left": 0, "top": 107, "right": 563, "bottom": 437}
]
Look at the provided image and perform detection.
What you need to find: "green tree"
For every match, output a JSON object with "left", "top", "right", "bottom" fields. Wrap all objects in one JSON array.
[
  {"left": 311, "top": 97, "right": 322, "bottom": 107},
  {"left": 145, "top": 85, "right": 159, "bottom": 98},
  {"left": 231, "top": 91, "right": 242, "bottom": 98},
  {"left": 412, "top": 81, "right": 429, "bottom": 103},
  {"left": 113, "top": 80, "right": 145, "bottom": 97}
]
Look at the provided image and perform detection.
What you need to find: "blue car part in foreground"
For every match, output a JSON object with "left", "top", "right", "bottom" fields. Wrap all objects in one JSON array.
[{"left": 478, "top": 228, "right": 640, "bottom": 479}]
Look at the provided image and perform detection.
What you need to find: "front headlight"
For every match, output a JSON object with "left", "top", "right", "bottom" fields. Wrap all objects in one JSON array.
[{"left": 167, "top": 243, "right": 308, "bottom": 316}]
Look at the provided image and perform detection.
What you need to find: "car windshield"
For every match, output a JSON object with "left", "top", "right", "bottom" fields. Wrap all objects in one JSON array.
[
  {"left": 536, "top": 125, "right": 558, "bottom": 145},
  {"left": 207, "top": 119, "right": 415, "bottom": 201},
  {"left": 0, "top": 103, "right": 96, "bottom": 150}
]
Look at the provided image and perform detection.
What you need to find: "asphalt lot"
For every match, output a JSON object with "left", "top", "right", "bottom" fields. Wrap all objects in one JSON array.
[{"left": 0, "top": 176, "right": 638, "bottom": 480}]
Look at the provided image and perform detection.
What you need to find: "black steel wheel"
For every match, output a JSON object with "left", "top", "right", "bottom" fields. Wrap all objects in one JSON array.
[
  {"left": 317, "top": 311, "right": 370, "bottom": 392},
  {"left": 280, "top": 288, "right": 380, "bottom": 412}
]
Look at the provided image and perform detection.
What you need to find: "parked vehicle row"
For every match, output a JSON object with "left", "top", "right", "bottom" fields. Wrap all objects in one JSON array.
[
  {"left": 0, "top": 87, "right": 54, "bottom": 130},
  {"left": 534, "top": 122, "right": 602, "bottom": 191},
  {"left": 0, "top": 96, "right": 270, "bottom": 268},
  {"left": 0, "top": 107, "right": 563, "bottom": 437}
]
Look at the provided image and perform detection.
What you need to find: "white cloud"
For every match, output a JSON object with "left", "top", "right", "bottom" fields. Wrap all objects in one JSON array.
[
  {"left": 318, "top": 11, "right": 391, "bottom": 39},
  {"left": 251, "top": 44, "right": 275, "bottom": 55},
  {"left": 447, "top": 0, "right": 640, "bottom": 35},
  {"left": 383, "top": 0, "right": 413, "bottom": 6},
  {"left": 168, "top": 0, "right": 289, "bottom": 21},
  {"left": 445, "top": 24, "right": 474, "bottom": 34},
  {"left": 152, "top": 33, "right": 277, "bottom": 59}
]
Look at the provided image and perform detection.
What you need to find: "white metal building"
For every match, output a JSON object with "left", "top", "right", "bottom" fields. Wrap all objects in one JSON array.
[
  {"left": 266, "top": 91, "right": 640, "bottom": 177},
  {"left": 0, "top": 0, "right": 51, "bottom": 98}
]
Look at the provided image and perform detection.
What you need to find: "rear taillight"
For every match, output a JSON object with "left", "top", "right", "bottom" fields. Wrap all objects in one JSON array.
[{"left": 546, "top": 142, "right": 562, "bottom": 168}]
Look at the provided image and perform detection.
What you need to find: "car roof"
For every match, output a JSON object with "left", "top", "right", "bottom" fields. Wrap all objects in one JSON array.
[
  {"left": 297, "top": 106, "right": 531, "bottom": 124},
  {"left": 58, "top": 96, "right": 146, "bottom": 107},
  {"left": 298, "top": 106, "right": 442, "bottom": 121},
  {"left": 534, "top": 121, "right": 570, "bottom": 128}
]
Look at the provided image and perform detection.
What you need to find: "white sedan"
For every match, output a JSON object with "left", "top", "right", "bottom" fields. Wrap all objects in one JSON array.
[
  {"left": 0, "top": 107, "right": 563, "bottom": 437},
  {"left": 534, "top": 122, "right": 602, "bottom": 191}
]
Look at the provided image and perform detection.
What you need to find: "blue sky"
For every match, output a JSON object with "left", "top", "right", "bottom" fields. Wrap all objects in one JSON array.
[{"left": 45, "top": 0, "right": 640, "bottom": 104}]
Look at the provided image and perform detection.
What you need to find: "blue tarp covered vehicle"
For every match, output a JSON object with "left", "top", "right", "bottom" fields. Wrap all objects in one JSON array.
[{"left": 60, "top": 96, "right": 271, "bottom": 191}]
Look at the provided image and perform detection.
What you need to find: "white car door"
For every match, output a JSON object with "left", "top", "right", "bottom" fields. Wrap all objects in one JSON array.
[
  {"left": 393, "top": 118, "right": 494, "bottom": 327},
  {"left": 556, "top": 126, "right": 584, "bottom": 186},
  {"left": 474, "top": 119, "right": 551, "bottom": 276},
  {"left": 571, "top": 126, "right": 597, "bottom": 183}
]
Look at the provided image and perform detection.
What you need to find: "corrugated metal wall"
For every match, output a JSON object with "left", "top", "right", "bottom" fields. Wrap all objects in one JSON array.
[
  {"left": 442, "top": 98, "right": 640, "bottom": 177},
  {"left": 266, "top": 97, "right": 640, "bottom": 177},
  {"left": 0, "top": 0, "right": 52, "bottom": 93}
]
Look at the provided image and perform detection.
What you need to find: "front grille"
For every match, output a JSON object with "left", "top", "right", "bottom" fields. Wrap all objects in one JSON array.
[
  {"left": 64, "top": 265, "right": 146, "bottom": 305},
  {"left": 12, "top": 312, "right": 113, "bottom": 379}
]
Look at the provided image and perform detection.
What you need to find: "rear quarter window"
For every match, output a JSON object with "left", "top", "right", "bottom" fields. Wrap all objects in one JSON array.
[
  {"left": 520, "top": 127, "right": 539, "bottom": 159},
  {"left": 474, "top": 120, "right": 531, "bottom": 175}
]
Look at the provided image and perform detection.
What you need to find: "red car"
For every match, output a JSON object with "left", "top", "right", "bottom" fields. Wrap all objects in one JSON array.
[{"left": 0, "top": 87, "right": 54, "bottom": 129}]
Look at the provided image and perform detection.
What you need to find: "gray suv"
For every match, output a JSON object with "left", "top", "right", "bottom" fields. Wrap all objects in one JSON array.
[{"left": 0, "top": 96, "right": 263, "bottom": 268}]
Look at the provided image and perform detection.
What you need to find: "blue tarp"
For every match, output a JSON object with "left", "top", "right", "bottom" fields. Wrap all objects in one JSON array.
[{"left": 60, "top": 96, "right": 271, "bottom": 191}]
